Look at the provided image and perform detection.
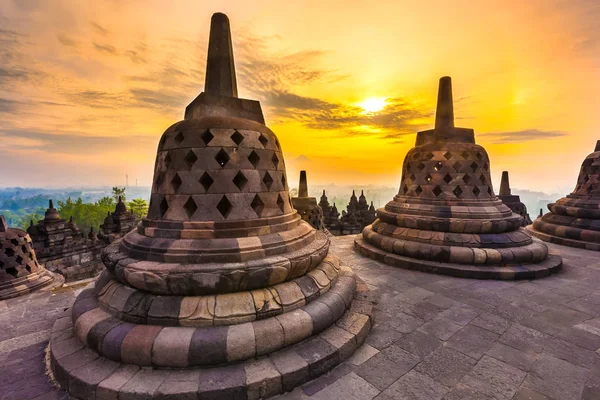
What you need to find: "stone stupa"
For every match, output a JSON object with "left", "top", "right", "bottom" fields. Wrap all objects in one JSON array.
[
  {"left": 49, "top": 13, "right": 371, "bottom": 400},
  {"left": 498, "top": 171, "right": 532, "bottom": 226},
  {"left": 0, "top": 215, "right": 59, "bottom": 300},
  {"left": 355, "top": 77, "right": 562, "bottom": 279},
  {"left": 527, "top": 141, "right": 600, "bottom": 251},
  {"left": 291, "top": 170, "right": 326, "bottom": 231}
]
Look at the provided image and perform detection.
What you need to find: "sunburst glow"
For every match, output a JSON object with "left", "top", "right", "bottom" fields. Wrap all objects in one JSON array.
[{"left": 358, "top": 97, "right": 387, "bottom": 113}]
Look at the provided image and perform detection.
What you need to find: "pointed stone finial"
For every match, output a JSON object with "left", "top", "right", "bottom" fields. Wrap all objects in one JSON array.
[
  {"left": 595, "top": 140, "right": 600, "bottom": 152},
  {"left": 49, "top": 199, "right": 54, "bottom": 209},
  {"left": 118, "top": 196, "right": 123, "bottom": 203},
  {"left": 69, "top": 216, "right": 73, "bottom": 223},
  {"left": 539, "top": 208, "right": 543, "bottom": 218},
  {"left": 298, "top": 171, "right": 308, "bottom": 198},
  {"left": 205, "top": 13, "right": 238, "bottom": 98},
  {"left": 29, "top": 220, "right": 33, "bottom": 227},
  {"left": 0, "top": 215, "right": 7, "bottom": 232},
  {"left": 322, "top": 190, "right": 326, "bottom": 196},
  {"left": 352, "top": 190, "right": 356, "bottom": 196},
  {"left": 499, "top": 171, "right": 511, "bottom": 196},
  {"left": 435, "top": 76, "right": 454, "bottom": 130}
]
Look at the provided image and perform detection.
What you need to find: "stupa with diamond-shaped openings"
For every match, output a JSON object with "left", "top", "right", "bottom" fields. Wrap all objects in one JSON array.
[
  {"left": 354, "top": 77, "right": 562, "bottom": 279},
  {"left": 0, "top": 215, "right": 59, "bottom": 300},
  {"left": 527, "top": 141, "right": 600, "bottom": 251},
  {"left": 49, "top": 13, "right": 371, "bottom": 400}
]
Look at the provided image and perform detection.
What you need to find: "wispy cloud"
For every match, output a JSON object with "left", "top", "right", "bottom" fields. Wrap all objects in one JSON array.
[
  {"left": 480, "top": 129, "right": 568, "bottom": 144},
  {"left": 93, "top": 42, "right": 117, "bottom": 55},
  {"left": 91, "top": 22, "right": 109, "bottom": 36}
]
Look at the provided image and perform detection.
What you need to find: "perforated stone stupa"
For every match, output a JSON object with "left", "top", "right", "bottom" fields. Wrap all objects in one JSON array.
[
  {"left": 49, "top": 13, "right": 371, "bottom": 400},
  {"left": 354, "top": 77, "right": 562, "bottom": 279},
  {"left": 291, "top": 170, "right": 326, "bottom": 231},
  {"left": 0, "top": 215, "right": 58, "bottom": 300},
  {"left": 498, "top": 171, "right": 532, "bottom": 226},
  {"left": 28, "top": 200, "right": 104, "bottom": 281},
  {"left": 527, "top": 141, "right": 600, "bottom": 251}
]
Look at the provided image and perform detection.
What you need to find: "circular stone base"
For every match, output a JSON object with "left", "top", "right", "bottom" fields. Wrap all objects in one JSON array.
[
  {"left": 0, "top": 270, "right": 63, "bottom": 301},
  {"left": 48, "top": 294, "right": 372, "bottom": 400},
  {"left": 526, "top": 225, "right": 600, "bottom": 252},
  {"left": 354, "top": 237, "right": 562, "bottom": 280}
]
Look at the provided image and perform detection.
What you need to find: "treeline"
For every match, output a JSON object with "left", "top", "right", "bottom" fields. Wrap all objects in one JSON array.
[{"left": 3, "top": 188, "right": 149, "bottom": 233}]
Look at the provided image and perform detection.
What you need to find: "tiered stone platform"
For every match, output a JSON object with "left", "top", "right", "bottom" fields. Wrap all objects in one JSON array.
[
  {"left": 3, "top": 236, "right": 600, "bottom": 400},
  {"left": 47, "top": 12, "right": 370, "bottom": 399},
  {"left": 355, "top": 77, "right": 562, "bottom": 280},
  {"left": 528, "top": 141, "right": 600, "bottom": 251},
  {"left": 292, "top": 171, "right": 326, "bottom": 231},
  {"left": 0, "top": 215, "right": 61, "bottom": 300}
]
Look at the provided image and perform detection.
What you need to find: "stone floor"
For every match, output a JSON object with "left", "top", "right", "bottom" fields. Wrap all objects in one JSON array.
[{"left": 2, "top": 235, "right": 600, "bottom": 400}]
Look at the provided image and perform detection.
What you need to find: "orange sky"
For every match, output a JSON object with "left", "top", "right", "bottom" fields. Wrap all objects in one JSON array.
[{"left": 0, "top": 0, "right": 599, "bottom": 193}]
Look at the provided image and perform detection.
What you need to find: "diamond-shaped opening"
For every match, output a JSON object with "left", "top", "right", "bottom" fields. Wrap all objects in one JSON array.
[
  {"left": 432, "top": 186, "right": 443, "bottom": 197},
  {"left": 453, "top": 161, "right": 461, "bottom": 171},
  {"left": 281, "top": 174, "right": 286, "bottom": 188},
  {"left": 425, "top": 173, "right": 433, "bottom": 183},
  {"left": 425, "top": 152, "right": 435, "bottom": 160},
  {"left": 479, "top": 174, "right": 487, "bottom": 184},
  {"left": 199, "top": 172, "right": 214, "bottom": 191},
  {"left": 584, "top": 175, "right": 590, "bottom": 183},
  {"left": 415, "top": 185, "right": 423, "bottom": 195},
  {"left": 402, "top": 184, "right": 409, "bottom": 194},
  {"left": 248, "top": 150, "right": 260, "bottom": 168},
  {"left": 159, "top": 198, "right": 169, "bottom": 217},
  {"left": 10, "top": 239, "right": 18, "bottom": 246},
  {"left": 15, "top": 255, "right": 23, "bottom": 264},
  {"left": 453, "top": 186, "right": 463, "bottom": 197},
  {"left": 258, "top": 133, "right": 268, "bottom": 147},
  {"left": 434, "top": 161, "right": 444, "bottom": 171},
  {"left": 171, "top": 173, "right": 182, "bottom": 192},
  {"left": 21, "top": 245, "right": 27, "bottom": 253},
  {"left": 184, "top": 150, "right": 198, "bottom": 169},
  {"left": 587, "top": 185, "right": 594, "bottom": 194},
  {"left": 263, "top": 171, "right": 274, "bottom": 190},
  {"left": 461, "top": 151, "right": 470, "bottom": 159},
  {"left": 164, "top": 152, "right": 172, "bottom": 169},
  {"left": 174, "top": 131, "right": 184, "bottom": 144},
  {"left": 476, "top": 152, "right": 483, "bottom": 160},
  {"left": 0, "top": 260, "right": 4, "bottom": 269},
  {"left": 276, "top": 194, "right": 285, "bottom": 213},
  {"left": 470, "top": 162, "right": 478, "bottom": 172},
  {"left": 5, "top": 267, "right": 17, "bottom": 278},
  {"left": 487, "top": 187, "right": 493, "bottom": 196},
  {"left": 443, "top": 173, "right": 453, "bottom": 184},
  {"left": 444, "top": 151, "right": 452, "bottom": 160},
  {"left": 201, "top": 129, "right": 214, "bottom": 145},
  {"left": 155, "top": 172, "right": 164, "bottom": 188},
  {"left": 183, "top": 197, "right": 198, "bottom": 219},
  {"left": 417, "top": 162, "right": 426, "bottom": 172},
  {"left": 4, "top": 248, "right": 14, "bottom": 257},
  {"left": 250, "top": 194, "right": 265, "bottom": 217},
  {"left": 410, "top": 173, "right": 416, "bottom": 181},
  {"left": 25, "top": 265, "right": 31, "bottom": 273},
  {"left": 473, "top": 186, "right": 481, "bottom": 197},
  {"left": 483, "top": 163, "right": 489, "bottom": 171},
  {"left": 215, "top": 149, "right": 230, "bottom": 167},
  {"left": 463, "top": 174, "right": 471, "bottom": 184},
  {"left": 231, "top": 130, "right": 244, "bottom": 146},
  {"left": 217, "top": 196, "right": 232, "bottom": 218},
  {"left": 272, "top": 153, "right": 280, "bottom": 168},
  {"left": 233, "top": 171, "right": 248, "bottom": 191}
]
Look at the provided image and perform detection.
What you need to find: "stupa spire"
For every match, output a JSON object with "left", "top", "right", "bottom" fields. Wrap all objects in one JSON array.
[
  {"left": 435, "top": 76, "right": 454, "bottom": 130},
  {"left": 595, "top": 140, "right": 600, "bottom": 152},
  {"left": 499, "top": 171, "right": 511, "bottom": 196},
  {"left": 204, "top": 12, "right": 238, "bottom": 97},
  {"left": 298, "top": 170, "right": 308, "bottom": 197}
]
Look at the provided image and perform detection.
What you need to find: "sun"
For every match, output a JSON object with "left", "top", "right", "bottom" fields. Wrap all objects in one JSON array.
[{"left": 358, "top": 97, "right": 387, "bottom": 113}]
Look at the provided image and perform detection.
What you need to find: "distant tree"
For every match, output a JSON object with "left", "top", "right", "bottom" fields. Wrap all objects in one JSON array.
[
  {"left": 57, "top": 197, "right": 115, "bottom": 234},
  {"left": 19, "top": 213, "right": 44, "bottom": 230},
  {"left": 112, "top": 187, "right": 126, "bottom": 202},
  {"left": 289, "top": 188, "right": 298, "bottom": 197},
  {"left": 128, "top": 198, "right": 149, "bottom": 219}
]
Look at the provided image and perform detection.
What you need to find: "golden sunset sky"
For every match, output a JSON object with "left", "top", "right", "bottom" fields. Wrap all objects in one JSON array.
[{"left": 1, "top": 0, "right": 599, "bottom": 193}]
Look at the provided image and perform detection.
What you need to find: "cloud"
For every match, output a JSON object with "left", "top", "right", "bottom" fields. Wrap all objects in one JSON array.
[
  {"left": 65, "top": 90, "right": 124, "bottom": 108},
  {"left": 91, "top": 22, "right": 109, "bottom": 36},
  {"left": 57, "top": 33, "right": 78, "bottom": 47},
  {"left": 93, "top": 42, "right": 117, "bottom": 55},
  {"left": 0, "top": 98, "right": 22, "bottom": 113},
  {"left": 479, "top": 129, "right": 568, "bottom": 144}
]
